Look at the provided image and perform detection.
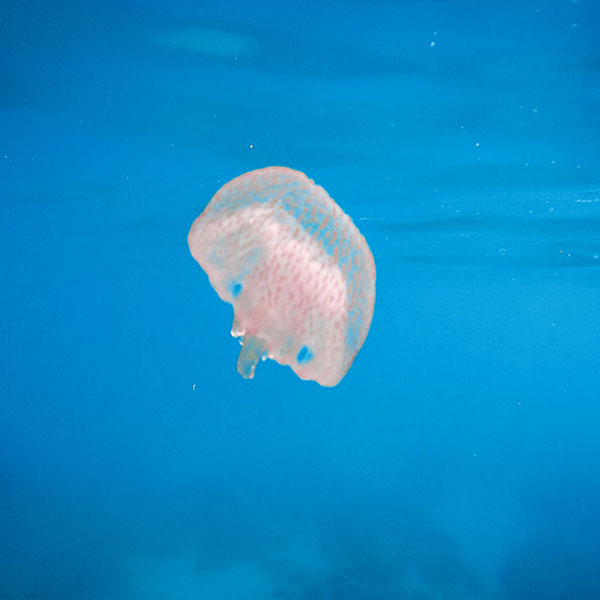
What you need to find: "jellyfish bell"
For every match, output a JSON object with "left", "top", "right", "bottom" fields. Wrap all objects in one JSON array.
[{"left": 188, "top": 167, "right": 375, "bottom": 387}]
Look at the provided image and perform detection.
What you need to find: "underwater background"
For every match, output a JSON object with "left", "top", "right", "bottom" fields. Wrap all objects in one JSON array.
[{"left": 1, "top": 0, "right": 599, "bottom": 598}]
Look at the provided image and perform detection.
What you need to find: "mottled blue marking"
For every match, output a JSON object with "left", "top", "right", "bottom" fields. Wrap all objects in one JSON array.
[
  {"left": 296, "top": 345, "right": 313, "bottom": 363},
  {"left": 232, "top": 282, "right": 243, "bottom": 297}
]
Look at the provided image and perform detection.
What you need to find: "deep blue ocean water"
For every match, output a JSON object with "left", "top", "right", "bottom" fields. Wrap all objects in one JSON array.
[{"left": 1, "top": 1, "right": 599, "bottom": 598}]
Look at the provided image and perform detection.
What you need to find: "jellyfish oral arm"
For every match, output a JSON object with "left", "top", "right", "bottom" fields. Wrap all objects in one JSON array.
[{"left": 236, "top": 336, "right": 268, "bottom": 379}]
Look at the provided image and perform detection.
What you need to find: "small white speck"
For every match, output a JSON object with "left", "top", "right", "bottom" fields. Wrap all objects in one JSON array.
[
  {"left": 249, "top": 143, "right": 254, "bottom": 149},
  {"left": 430, "top": 41, "right": 436, "bottom": 48},
  {"left": 475, "top": 141, "right": 480, "bottom": 147},
  {"left": 192, "top": 384, "right": 196, "bottom": 391}
]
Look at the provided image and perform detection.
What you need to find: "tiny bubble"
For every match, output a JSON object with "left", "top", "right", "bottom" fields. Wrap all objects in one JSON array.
[
  {"left": 430, "top": 41, "right": 436, "bottom": 47},
  {"left": 249, "top": 143, "right": 254, "bottom": 149}
]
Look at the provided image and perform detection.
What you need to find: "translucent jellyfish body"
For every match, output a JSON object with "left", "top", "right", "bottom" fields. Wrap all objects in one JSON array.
[{"left": 188, "top": 167, "right": 375, "bottom": 387}]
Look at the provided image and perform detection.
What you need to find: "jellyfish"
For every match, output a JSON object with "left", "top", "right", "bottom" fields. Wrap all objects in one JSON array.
[{"left": 188, "top": 167, "right": 375, "bottom": 387}]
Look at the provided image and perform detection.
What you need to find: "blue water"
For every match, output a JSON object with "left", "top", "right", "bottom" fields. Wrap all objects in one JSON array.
[{"left": 1, "top": 1, "right": 599, "bottom": 598}]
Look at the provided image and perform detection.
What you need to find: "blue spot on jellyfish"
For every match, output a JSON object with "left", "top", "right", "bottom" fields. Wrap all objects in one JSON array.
[
  {"left": 296, "top": 345, "right": 313, "bottom": 363},
  {"left": 188, "top": 167, "right": 376, "bottom": 386},
  {"left": 232, "top": 282, "right": 243, "bottom": 298}
]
